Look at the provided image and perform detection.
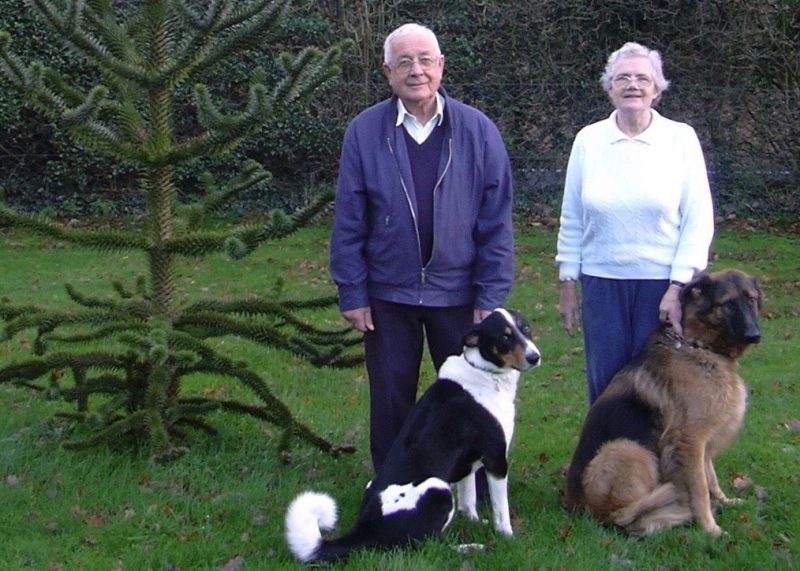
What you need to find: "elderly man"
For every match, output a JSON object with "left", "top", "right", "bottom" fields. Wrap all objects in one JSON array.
[{"left": 330, "top": 23, "right": 515, "bottom": 473}]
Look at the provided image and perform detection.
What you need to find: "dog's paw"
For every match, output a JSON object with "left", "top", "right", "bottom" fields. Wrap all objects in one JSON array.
[
  {"left": 719, "top": 495, "right": 744, "bottom": 506},
  {"left": 497, "top": 523, "right": 513, "bottom": 537},
  {"left": 458, "top": 506, "right": 480, "bottom": 521},
  {"left": 704, "top": 522, "right": 724, "bottom": 537}
]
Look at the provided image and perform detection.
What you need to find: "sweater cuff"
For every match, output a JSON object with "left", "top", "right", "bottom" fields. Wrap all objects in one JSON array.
[
  {"left": 670, "top": 267, "right": 697, "bottom": 285},
  {"left": 558, "top": 263, "right": 581, "bottom": 282}
]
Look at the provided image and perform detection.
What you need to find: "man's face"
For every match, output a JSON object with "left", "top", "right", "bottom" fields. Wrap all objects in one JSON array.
[{"left": 383, "top": 31, "right": 444, "bottom": 110}]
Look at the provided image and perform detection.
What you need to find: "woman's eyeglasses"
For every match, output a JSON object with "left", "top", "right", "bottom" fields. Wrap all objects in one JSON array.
[{"left": 612, "top": 74, "right": 653, "bottom": 87}]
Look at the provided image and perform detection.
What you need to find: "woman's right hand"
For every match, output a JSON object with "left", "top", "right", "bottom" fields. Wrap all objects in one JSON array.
[{"left": 558, "top": 280, "right": 580, "bottom": 336}]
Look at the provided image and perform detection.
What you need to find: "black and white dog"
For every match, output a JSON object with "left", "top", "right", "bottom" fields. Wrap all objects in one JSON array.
[{"left": 285, "top": 308, "right": 541, "bottom": 563}]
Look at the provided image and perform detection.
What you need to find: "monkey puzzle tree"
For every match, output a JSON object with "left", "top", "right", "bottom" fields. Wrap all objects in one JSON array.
[{"left": 0, "top": 0, "right": 361, "bottom": 462}]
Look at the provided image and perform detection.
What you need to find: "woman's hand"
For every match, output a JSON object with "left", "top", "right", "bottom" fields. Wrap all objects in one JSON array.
[
  {"left": 659, "top": 283, "right": 684, "bottom": 335},
  {"left": 558, "top": 280, "right": 581, "bottom": 336}
]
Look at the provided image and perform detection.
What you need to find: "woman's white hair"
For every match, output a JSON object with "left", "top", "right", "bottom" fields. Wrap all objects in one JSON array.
[
  {"left": 383, "top": 23, "right": 441, "bottom": 66},
  {"left": 600, "top": 42, "right": 671, "bottom": 101}
]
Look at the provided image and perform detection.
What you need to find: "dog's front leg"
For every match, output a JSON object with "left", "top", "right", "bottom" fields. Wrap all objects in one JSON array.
[
  {"left": 705, "top": 457, "right": 742, "bottom": 505},
  {"left": 487, "top": 473, "right": 513, "bottom": 536},
  {"left": 663, "top": 430, "right": 722, "bottom": 536},
  {"left": 456, "top": 472, "right": 479, "bottom": 521},
  {"left": 684, "top": 443, "right": 722, "bottom": 536}
]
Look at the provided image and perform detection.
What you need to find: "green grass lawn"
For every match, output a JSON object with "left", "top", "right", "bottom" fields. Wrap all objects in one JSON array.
[{"left": 1, "top": 220, "right": 798, "bottom": 570}]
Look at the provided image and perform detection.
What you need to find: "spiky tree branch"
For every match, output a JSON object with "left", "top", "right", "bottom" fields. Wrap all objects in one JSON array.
[{"left": 0, "top": 0, "right": 361, "bottom": 461}]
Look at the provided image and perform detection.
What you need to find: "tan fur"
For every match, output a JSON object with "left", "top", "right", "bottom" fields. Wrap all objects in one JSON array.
[{"left": 565, "top": 269, "right": 762, "bottom": 536}]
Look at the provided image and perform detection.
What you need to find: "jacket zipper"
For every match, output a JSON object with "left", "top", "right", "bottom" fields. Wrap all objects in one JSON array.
[
  {"left": 387, "top": 135, "right": 453, "bottom": 303},
  {"left": 429, "top": 137, "right": 453, "bottom": 267}
]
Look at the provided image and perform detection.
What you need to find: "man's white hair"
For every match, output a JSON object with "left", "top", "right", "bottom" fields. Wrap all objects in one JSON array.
[{"left": 383, "top": 23, "right": 441, "bottom": 66}]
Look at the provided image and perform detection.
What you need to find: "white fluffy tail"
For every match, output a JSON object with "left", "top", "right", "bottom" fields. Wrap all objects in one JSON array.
[{"left": 285, "top": 491, "right": 338, "bottom": 562}]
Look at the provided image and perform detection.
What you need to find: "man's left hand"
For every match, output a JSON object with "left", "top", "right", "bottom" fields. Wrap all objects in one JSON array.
[{"left": 474, "top": 308, "right": 492, "bottom": 323}]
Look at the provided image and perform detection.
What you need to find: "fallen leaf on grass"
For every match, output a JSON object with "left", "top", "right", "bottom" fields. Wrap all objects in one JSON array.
[
  {"left": 85, "top": 513, "right": 106, "bottom": 527},
  {"left": 557, "top": 524, "right": 573, "bottom": 541},
  {"left": 610, "top": 554, "right": 634, "bottom": 568},
  {"left": 70, "top": 505, "right": 86, "bottom": 517},
  {"left": 731, "top": 473, "right": 753, "bottom": 490},
  {"left": 219, "top": 555, "right": 245, "bottom": 571},
  {"left": 250, "top": 513, "right": 266, "bottom": 527},
  {"left": 453, "top": 543, "right": 485, "bottom": 554}
]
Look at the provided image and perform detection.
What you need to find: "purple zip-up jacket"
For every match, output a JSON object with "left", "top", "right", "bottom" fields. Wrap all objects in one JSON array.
[{"left": 330, "top": 88, "right": 514, "bottom": 312}]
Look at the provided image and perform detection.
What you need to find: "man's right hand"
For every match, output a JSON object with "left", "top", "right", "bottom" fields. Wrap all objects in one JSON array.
[{"left": 342, "top": 306, "right": 374, "bottom": 332}]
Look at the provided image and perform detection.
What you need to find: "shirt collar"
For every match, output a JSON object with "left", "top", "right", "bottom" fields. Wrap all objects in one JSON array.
[
  {"left": 395, "top": 92, "right": 445, "bottom": 128},
  {"left": 605, "top": 109, "right": 663, "bottom": 145}
]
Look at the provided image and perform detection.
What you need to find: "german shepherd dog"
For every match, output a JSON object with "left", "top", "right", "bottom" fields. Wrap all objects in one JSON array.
[
  {"left": 564, "top": 269, "right": 762, "bottom": 536},
  {"left": 285, "top": 309, "right": 541, "bottom": 563}
]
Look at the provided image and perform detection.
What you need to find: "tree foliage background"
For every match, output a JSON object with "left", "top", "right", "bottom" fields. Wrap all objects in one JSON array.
[{"left": 1, "top": 0, "right": 798, "bottom": 219}]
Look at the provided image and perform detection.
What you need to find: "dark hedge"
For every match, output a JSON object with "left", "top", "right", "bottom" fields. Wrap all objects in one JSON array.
[{"left": 1, "top": 0, "right": 797, "bottom": 219}]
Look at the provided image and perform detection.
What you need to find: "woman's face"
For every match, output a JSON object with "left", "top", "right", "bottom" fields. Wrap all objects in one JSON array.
[{"left": 607, "top": 56, "right": 658, "bottom": 113}]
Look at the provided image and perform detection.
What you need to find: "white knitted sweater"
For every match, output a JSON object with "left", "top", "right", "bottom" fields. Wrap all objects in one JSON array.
[{"left": 556, "top": 110, "right": 714, "bottom": 284}]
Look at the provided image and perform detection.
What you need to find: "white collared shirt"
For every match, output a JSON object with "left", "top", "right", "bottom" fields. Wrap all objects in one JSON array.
[{"left": 395, "top": 93, "right": 445, "bottom": 144}]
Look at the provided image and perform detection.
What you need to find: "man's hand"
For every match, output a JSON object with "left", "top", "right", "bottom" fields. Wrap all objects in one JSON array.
[
  {"left": 474, "top": 308, "right": 492, "bottom": 323},
  {"left": 341, "top": 306, "right": 374, "bottom": 333},
  {"left": 558, "top": 280, "right": 581, "bottom": 336}
]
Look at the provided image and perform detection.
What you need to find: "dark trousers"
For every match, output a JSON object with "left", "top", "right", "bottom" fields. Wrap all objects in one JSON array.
[
  {"left": 364, "top": 298, "right": 474, "bottom": 473},
  {"left": 581, "top": 276, "right": 669, "bottom": 404}
]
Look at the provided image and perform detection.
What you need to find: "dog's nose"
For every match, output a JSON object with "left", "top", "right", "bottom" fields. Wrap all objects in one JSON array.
[
  {"left": 527, "top": 352, "right": 541, "bottom": 367},
  {"left": 745, "top": 333, "right": 761, "bottom": 344}
]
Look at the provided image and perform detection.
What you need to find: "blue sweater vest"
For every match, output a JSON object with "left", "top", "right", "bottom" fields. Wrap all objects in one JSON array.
[{"left": 404, "top": 124, "right": 445, "bottom": 265}]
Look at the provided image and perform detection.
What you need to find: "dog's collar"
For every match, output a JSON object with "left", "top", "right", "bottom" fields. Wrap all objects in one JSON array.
[
  {"left": 462, "top": 351, "right": 502, "bottom": 374},
  {"left": 663, "top": 328, "right": 701, "bottom": 350}
]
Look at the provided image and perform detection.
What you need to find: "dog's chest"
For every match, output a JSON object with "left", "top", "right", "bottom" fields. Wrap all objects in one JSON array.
[
  {"left": 439, "top": 357, "right": 518, "bottom": 446},
  {"left": 660, "top": 346, "right": 747, "bottom": 430}
]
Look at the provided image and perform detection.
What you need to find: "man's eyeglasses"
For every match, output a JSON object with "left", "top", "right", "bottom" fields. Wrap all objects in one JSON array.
[
  {"left": 612, "top": 74, "right": 653, "bottom": 88},
  {"left": 393, "top": 55, "right": 439, "bottom": 73}
]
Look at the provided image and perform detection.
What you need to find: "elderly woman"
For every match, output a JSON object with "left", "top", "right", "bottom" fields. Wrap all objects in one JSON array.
[{"left": 556, "top": 42, "right": 714, "bottom": 404}]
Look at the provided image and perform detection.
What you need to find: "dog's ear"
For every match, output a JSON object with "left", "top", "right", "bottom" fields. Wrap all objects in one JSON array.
[
  {"left": 462, "top": 328, "right": 481, "bottom": 348},
  {"left": 750, "top": 275, "right": 763, "bottom": 310},
  {"left": 681, "top": 273, "right": 713, "bottom": 311}
]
